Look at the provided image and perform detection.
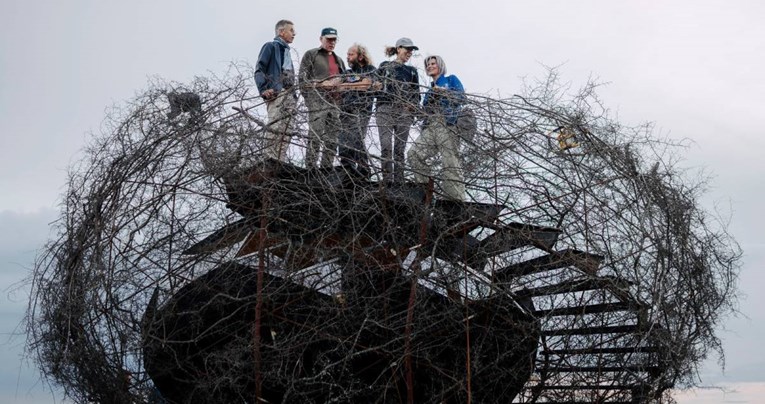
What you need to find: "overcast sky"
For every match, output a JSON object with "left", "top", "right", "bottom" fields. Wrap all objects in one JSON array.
[{"left": 1, "top": 1, "right": 763, "bottom": 402}]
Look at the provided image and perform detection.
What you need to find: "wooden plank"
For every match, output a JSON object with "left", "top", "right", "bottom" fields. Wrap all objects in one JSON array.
[
  {"left": 541, "top": 346, "right": 660, "bottom": 355},
  {"left": 497, "top": 249, "right": 604, "bottom": 280},
  {"left": 542, "top": 324, "right": 638, "bottom": 336},
  {"left": 540, "top": 365, "right": 661, "bottom": 373},
  {"left": 182, "top": 218, "right": 251, "bottom": 255},
  {"left": 533, "top": 302, "right": 642, "bottom": 317},
  {"left": 235, "top": 232, "right": 287, "bottom": 258},
  {"left": 515, "top": 276, "right": 632, "bottom": 298},
  {"left": 531, "top": 384, "right": 635, "bottom": 390},
  {"left": 460, "top": 223, "right": 561, "bottom": 269}
]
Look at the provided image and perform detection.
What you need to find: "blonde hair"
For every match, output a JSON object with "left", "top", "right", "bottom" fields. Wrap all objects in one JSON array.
[{"left": 350, "top": 43, "right": 374, "bottom": 66}]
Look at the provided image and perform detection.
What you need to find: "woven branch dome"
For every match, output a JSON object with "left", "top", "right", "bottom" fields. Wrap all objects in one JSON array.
[{"left": 27, "top": 68, "right": 739, "bottom": 403}]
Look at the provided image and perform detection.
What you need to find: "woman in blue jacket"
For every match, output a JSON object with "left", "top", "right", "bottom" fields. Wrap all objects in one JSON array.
[{"left": 408, "top": 55, "right": 466, "bottom": 201}]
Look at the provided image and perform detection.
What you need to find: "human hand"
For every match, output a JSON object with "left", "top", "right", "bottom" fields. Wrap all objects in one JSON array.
[
  {"left": 320, "top": 77, "right": 343, "bottom": 88},
  {"left": 262, "top": 89, "right": 276, "bottom": 101}
]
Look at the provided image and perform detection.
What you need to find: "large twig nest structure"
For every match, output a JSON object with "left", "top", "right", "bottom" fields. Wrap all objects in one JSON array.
[{"left": 27, "top": 67, "right": 739, "bottom": 403}]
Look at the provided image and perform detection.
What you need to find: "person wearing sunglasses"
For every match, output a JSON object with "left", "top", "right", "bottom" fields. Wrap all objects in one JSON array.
[{"left": 375, "top": 37, "right": 421, "bottom": 183}]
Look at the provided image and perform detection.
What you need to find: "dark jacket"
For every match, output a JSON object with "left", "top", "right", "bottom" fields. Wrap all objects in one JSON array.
[
  {"left": 254, "top": 38, "right": 294, "bottom": 96},
  {"left": 375, "top": 61, "right": 420, "bottom": 106},
  {"left": 300, "top": 48, "right": 346, "bottom": 83},
  {"left": 299, "top": 47, "right": 347, "bottom": 105},
  {"left": 422, "top": 74, "right": 465, "bottom": 126},
  {"left": 342, "top": 64, "right": 376, "bottom": 114}
]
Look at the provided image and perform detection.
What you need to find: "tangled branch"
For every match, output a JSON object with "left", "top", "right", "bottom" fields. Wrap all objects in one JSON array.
[{"left": 26, "top": 64, "right": 739, "bottom": 403}]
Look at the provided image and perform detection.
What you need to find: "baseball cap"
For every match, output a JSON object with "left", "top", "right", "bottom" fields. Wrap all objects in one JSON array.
[
  {"left": 395, "top": 37, "right": 418, "bottom": 50},
  {"left": 321, "top": 27, "right": 338, "bottom": 38}
]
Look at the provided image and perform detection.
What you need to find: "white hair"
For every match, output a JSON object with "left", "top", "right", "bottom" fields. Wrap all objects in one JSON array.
[
  {"left": 274, "top": 19, "right": 293, "bottom": 35},
  {"left": 424, "top": 55, "right": 447, "bottom": 77}
]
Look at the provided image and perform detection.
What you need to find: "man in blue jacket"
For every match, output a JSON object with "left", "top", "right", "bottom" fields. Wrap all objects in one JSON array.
[{"left": 255, "top": 19, "right": 297, "bottom": 162}]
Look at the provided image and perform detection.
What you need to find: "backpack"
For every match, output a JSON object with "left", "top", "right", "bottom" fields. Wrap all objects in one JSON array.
[{"left": 455, "top": 107, "right": 477, "bottom": 144}]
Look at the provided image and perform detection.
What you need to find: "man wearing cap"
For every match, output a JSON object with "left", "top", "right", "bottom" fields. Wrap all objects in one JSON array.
[
  {"left": 299, "top": 27, "right": 347, "bottom": 169},
  {"left": 254, "top": 19, "right": 298, "bottom": 162}
]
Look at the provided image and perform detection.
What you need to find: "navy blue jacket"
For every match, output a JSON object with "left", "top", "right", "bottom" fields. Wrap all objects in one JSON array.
[
  {"left": 254, "top": 38, "right": 293, "bottom": 95},
  {"left": 375, "top": 61, "right": 420, "bottom": 106},
  {"left": 342, "top": 64, "right": 376, "bottom": 114}
]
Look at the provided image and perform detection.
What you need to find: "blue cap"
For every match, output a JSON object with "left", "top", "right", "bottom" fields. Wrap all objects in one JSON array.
[{"left": 321, "top": 27, "right": 338, "bottom": 38}]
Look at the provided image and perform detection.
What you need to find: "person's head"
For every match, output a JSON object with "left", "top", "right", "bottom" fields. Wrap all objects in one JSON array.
[
  {"left": 347, "top": 43, "right": 373, "bottom": 67},
  {"left": 319, "top": 27, "right": 338, "bottom": 52},
  {"left": 384, "top": 37, "right": 418, "bottom": 63},
  {"left": 424, "top": 55, "right": 446, "bottom": 79},
  {"left": 275, "top": 20, "right": 295, "bottom": 44}
]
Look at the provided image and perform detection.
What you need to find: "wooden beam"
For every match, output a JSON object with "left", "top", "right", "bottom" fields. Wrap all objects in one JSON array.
[
  {"left": 534, "top": 302, "right": 643, "bottom": 317},
  {"left": 497, "top": 249, "right": 604, "bottom": 280},
  {"left": 542, "top": 324, "right": 638, "bottom": 336},
  {"left": 541, "top": 346, "right": 660, "bottom": 355},
  {"left": 515, "top": 276, "right": 632, "bottom": 298}
]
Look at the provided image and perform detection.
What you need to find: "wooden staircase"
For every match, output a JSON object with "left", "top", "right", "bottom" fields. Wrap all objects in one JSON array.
[
  {"left": 505, "top": 252, "right": 668, "bottom": 403},
  {"left": 176, "top": 160, "right": 672, "bottom": 403}
]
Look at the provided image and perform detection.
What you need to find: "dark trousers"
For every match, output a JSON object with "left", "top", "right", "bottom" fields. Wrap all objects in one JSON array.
[{"left": 338, "top": 109, "right": 372, "bottom": 176}]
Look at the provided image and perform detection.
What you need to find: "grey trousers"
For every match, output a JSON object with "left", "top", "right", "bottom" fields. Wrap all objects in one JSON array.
[
  {"left": 376, "top": 103, "right": 413, "bottom": 182},
  {"left": 305, "top": 99, "right": 341, "bottom": 169}
]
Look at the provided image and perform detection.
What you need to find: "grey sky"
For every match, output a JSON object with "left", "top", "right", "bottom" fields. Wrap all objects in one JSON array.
[{"left": 1, "top": 1, "right": 763, "bottom": 402}]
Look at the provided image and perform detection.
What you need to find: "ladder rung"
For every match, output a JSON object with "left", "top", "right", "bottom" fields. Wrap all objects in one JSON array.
[
  {"left": 515, "top": 276, "right": 633, "bottom": 297},
  {"left": 542, "top": 324, "right": 638, "bottom": 336},
  {"left": 540, "top": 365, "right": 661, "bottom": 373},
  {"left": 541, "top": 346, "right": 660, "bottom": 355},
  {"left": 534, "top": 302, "right": 642, "bottom": 317},
  {"left": 531, "top": 384, "right": 636, "bottom": 390},
  {"left": 498, "top": 249, "right": 604, "bottom": 279}
]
